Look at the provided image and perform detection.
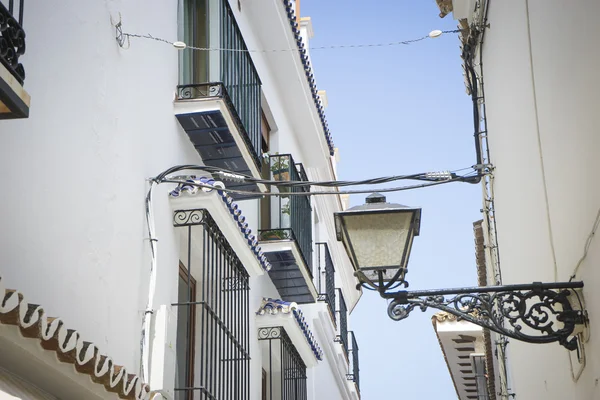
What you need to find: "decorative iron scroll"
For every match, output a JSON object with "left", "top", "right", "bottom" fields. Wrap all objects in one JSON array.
[
  {"left": 176, "top": 83, "right": 223, "bottom": 100},
  {"left": 173, "top": 209, "right": 207, "bottom": 226},
  {"left": 0, "top": 1, "right": 26, "bottom": 84},
  {"left": 386, "top": 282, "right": 587, "bottom": 351},
  {"left": 258, "top": 326, "right": 282, "bottom": 340}
]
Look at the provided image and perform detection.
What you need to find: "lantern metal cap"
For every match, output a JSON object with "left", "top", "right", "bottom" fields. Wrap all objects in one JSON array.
[
  {"left": 366, "top": 193, "right": 386, "bottom": 203},
  {"left": 340, "top": 194, "right": 422, "bottom": 236}
]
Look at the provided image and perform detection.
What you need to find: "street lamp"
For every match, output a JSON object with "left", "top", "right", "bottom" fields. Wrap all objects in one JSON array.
[
  {"left": 334, "top": 193, "right": 421, "bottom": 292},
  {"left": 335, "top": 194, "right": 588, "bottom": 351}
]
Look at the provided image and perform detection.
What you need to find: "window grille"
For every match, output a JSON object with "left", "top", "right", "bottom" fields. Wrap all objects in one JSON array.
[
  {"left": 173, "top": 209, "right": 250, "bottom": 400},
  {"left": 258, "top": 327, "right": 308, "bottom": 400}
]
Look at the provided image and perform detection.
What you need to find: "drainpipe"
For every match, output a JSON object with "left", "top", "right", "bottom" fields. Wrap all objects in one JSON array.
[{"left": 141, "top": 181, "right": 159, "bottom": 382}]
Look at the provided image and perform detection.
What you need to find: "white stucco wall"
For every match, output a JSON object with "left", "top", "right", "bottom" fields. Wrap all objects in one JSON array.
[
  {"left": 479, "top": 0, "right": 600, "bottom": 398},
  {"left": 0, "top": 0, "right": 357, "bottom": 398}
]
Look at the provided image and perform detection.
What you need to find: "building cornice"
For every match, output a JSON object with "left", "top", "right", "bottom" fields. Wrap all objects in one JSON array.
[{"left": 282, "top": 0, "right": 335, "bottom": 156}]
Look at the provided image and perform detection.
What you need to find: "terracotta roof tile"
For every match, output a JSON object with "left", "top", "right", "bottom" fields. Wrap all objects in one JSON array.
[{"left": 0, "top": 276, "right": 156, "bottom": 400}]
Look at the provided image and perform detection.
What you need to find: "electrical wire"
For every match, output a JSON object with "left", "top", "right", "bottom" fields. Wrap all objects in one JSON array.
[
  {"left": 569, "top": 206, "right": 600, "bottom": 281},
  {"left": 153, "top": 164, "right": 480, "bottom": 191},
  {"left": 137, "top": 164, "right": 474, "bottom": 379},
  {"left": 161, "top": 176, "right": 470, "bottom": 197},
  {"left": 525, "top": 0, "right": 558, "bottom": 281},
  {"left": 121, "top": 29, "right": 463, "bottom": 53}
]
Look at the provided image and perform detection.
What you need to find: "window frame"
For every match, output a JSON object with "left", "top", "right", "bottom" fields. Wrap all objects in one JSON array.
[{"left": 176, "top": 262, "right": 197, "bottom": 400}]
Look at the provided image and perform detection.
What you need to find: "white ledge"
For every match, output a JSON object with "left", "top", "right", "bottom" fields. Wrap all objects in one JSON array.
[{"left": 170, "top": 194, "right": 265, "bottom": 277}]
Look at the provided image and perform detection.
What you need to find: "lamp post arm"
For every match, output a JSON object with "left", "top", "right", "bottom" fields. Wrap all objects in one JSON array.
[{"left": 383, "top": 281, "right": 587, "bottom": 351}]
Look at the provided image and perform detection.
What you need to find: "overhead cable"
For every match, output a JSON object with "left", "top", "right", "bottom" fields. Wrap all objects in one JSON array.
[
  {"left": 119, "top": 29, "right": 463, "bottom": 52},
  {"left": 154, "top": 164, "right": 480, "bottom": 191}
]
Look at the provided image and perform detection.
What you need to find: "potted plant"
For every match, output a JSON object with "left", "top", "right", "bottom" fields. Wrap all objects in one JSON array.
[
  {"left": 270, "top": 155, "right": 290, "bottom": 181},
  {"left": 281, "top": 202, "right": 291, "bottom": 216},
  {"left": 260, "top": 229, "right": 290, "bottom": 241}
]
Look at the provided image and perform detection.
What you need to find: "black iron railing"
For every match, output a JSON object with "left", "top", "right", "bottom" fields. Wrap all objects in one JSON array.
[
  {"left": 295, "top": 163, "right": 309, "bottom": 191},
  {"left": 177, "top": 0, "right": 262, "bottom": 168},
  {"left": 176, "top": 82, "right": 261, "bottom": 169},
  {"left": 335, "top": 288, "right": 349, "bottom": 359},
  {"left": 0, "top": 0, "right": 26, "bottom": 84},
  {"left": 220, "top": 0, "right": 261, "bottom": 167},
  {"left": 258, "top": 327, "right": 307, "bottom": 400},
  {"left": 172, "top": 209, "right": 250, "bottom": 400},
  {"left": 259, "top": 154, "right": 313, "bottom": 272},
  {"left": 316, "top": 243, "right": 336, "bottom": 323},
  {"left": 347, "top": 331, "right": 360, "bottom": 393}
]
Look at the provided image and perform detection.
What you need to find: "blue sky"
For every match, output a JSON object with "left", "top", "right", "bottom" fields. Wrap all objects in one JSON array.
[{"left": 301, "top": 1, "right": 482, "bottom": 398}]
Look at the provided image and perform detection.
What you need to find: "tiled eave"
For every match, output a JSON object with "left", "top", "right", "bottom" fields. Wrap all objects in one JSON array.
[
  {"left": 169, "top": 176, "right": 271, "bottom": 275},
  {"left": 256, "top": 298, "right": 323, "bottom": 365},
  {"left": 281, "top": 0, "right": 335, "bottom": 156},
  {"left": 0, "top": 275, "right": 155, "bottom": 400},
  {"left": 431, "top": 313, "right": 463, "bottom": 400}
]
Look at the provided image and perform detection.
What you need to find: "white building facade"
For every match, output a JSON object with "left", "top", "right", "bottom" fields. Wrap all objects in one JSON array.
[
  {"left": 0, "top": 0, "right": 361, "bottom": 399},
  {"left": 437, "top": 0, "right": 600, "bottom": 399}
]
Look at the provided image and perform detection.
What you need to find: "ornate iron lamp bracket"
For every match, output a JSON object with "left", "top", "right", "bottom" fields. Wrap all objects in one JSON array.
[{"left": 383, "top": 281, "right": 587, "bottom": 351}]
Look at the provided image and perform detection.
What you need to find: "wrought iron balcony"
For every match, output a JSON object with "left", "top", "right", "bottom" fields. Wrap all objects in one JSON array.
[
  {"left": 335, "top": 288, "right": 349, "bottom": 360},
  {"left": 259, "top": 154, "right": 315, "bottom": 304},
  {"left": 316, "top": 242, "right": 336, "bottom": 324},
  {"left": 0, "top": 0, "right": 29, "bottom": 119},
  {"left": 295, "top": 162, "right": 309, "bottom": 184},
  {"left": 347, "top": 331, "right": 360, "bottom": 393},
  {"left": 175, "top": 0, "right": 262, "bottom": 198}
]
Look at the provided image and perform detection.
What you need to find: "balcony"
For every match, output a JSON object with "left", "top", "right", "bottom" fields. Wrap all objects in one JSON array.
[
  {"left": 259, "top": 154, "right": 316, "bottom": 304},
  {"left": 174, "top": 0, "right": 262, "bottom": 199},
  {"left": 347, "top": 331, "right": 360, "bottom": 394},
  {"left": 316, "top": 242, "right": 336, "bottom": 324},
  {"left": 0, "top": 0, "right": 29, "bottom": 119},
  {"left": 335, "top": 288, "right": 349, "bottom": 360}
]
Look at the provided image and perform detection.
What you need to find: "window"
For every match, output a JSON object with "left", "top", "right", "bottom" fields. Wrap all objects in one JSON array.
[
  {"left": 258, "top": 327, "right": 307, "bottom": 400},
  {"left": 179, "top": 0, "right": 209, "bottom": 85},
  {"left": 173, "top": 209, "right": 251, "bottom": 400},
  {"left": 261, "top": 113, "right": 270, "bottom": 154}
]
